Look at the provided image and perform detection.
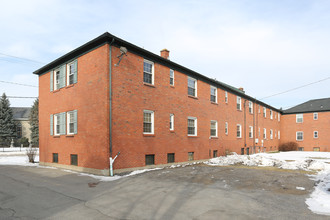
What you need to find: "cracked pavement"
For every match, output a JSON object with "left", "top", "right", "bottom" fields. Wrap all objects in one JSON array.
[{"left": 0, "top": 164, "right": 328, "bottom": 219}]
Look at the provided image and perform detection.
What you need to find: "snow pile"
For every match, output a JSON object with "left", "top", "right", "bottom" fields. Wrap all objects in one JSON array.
[
  {"left": 206, "top": 151, "right": 330, "bottom": 216},
  {"left": 0, "top": 155, "right": 39, "bottom": 166}
]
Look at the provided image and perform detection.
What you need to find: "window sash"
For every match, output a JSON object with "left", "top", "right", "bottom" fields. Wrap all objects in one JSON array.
[
  {"left": 237, "top": 97, "right": 241, "bottom": 110},
  {"left": 296, "top": 114, "right": 303, "bottom": 123},
  {"left": 237, "top": 125, "right": 241, "bottom": 138},
  {"left": 170, "top": 114, "right": 174, "bottom": 130},
  {"left": 143, "top": 61, "right": 153, "bottom": 84},
  {"left": 225, "top": 91, "right": 228, "bottom": 103},
  {"left": 170, "top": 69, "right": 174, "bottom": 85},
  {"left": 210, "top": 121, "right": 217, "bottom": 137},
  {"left": 188, "top": 78, "right": 196, "bottom": 96},
  {"left": 313, "top": 113, "right": 318, "bottom": 120},
  {"left": 225, "top": 122, "right": 228, "bottom": 134},
  {"left": 188, "top": 118, "right": 196, "bottom": 135},
  {"left": 314, "top": 131, "right": 318, "bottom": 138},
  {"left": 143, "top": 111, "right": 154, "bottom": 134},
  {"left": 296, "top": 132, "right": 303, "bottom": 140},
  {"left": 210, "top": 87, "right": 217, "bottom": 102},
  {"left": 249, "top": 102, "right": 253, "bottom": 113},
  {"left": 249, "top": 126, "right": 253, "bottom": 138}
]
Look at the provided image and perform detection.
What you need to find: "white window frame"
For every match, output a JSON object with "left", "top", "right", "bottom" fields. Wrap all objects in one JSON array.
[
  {"left": 278, "top": 113, "right": 280, "bottom": 122},
  {"left": 67, "top": 61, "right": 75, "bottom": 86},
  {"left": 225, "top": 122, "right": 228, "bottom": 135},
  {"left": 270, "top": 129, "right": 273, "bottom": 139},
  {"left": 67, "top": 111, "right": 75, "bottom": 135},
  {"left": 187, "top": 117, "right": 197, "bottom": 136},
  {"left": 54, "top": 114, "right": 61, "bottom": 136},
  {"left": 143, "top": 60, "right": 154, "bottom": 85},
  {"left": 314, "top": 131, "right": 318, "bottom": 139},
  {"left": 263, "top": 128, "right": 266, "bottom": 139},
  {"left": 278, "top": 131, "right": 280, "bottom": 139},
  {"left": 249, "top": 101, "right": 253, "bottom": 114},
  {"left": 296, "top": 131, "right": 303, "bottom": 141},
  {"left": 210, "top": 86, "right": 217, "bottom": 103},
  {"left": 313, "top": 113, "right": 318, "bottom": 120},
  {"left": 237, "top": 96, "right": 241, "bottom": 110},
  {"left": 249, "top": 126, "right": 253, "bottom": 138},
  {"left": 237, "top": 124, "right": 242, "bottom": 138},
  {"left": 54, "top": 68, "right": 61, "bottom": 90},
  {"left": 188, "top": 77, "right": 197, "bottom": 97},
  {"left": 170, "top": 114, "right": 174, "bottom": 131},
  {"left": 225, "top": 91, "right": 228, "bottom": 103},
  {"left": 270, "top": 110, "right": 273, "bottom": 120},
  {"left": 210, "top": 120, "right": 218, "bottom": 137},
  {"left": 263, "top": 107, "right": 266, "bottom": 118},
  {"left": 170, "top": 69, "right": 174, "bottom": 86},
  {"left": 143, "top": 110, "right": 154, "bottom": 134},
  {"left": 296, "top": 114, "right": 303, "bottom": 123}
]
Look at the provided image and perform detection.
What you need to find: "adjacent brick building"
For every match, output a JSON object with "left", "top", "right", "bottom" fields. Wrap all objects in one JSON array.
[{"left": 33, "top": 32, "right": 327, "bottom": 175}]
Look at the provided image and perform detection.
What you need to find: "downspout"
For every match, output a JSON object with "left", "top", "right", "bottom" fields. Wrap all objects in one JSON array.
[
  {"left": 244, "top": 99, "right": 247, "bottom": 153},
  {"left": 109, "top": 38, "right": 115, "bottom": 176},
  {"left": 253, "top": 98, "right": 256, "bottom": 154}
]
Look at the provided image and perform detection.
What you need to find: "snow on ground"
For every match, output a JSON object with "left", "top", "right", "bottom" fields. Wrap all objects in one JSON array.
[
  {"left": 1, "top": 149, "right": 330, "bottom": 215},
  {"left": 205, "top": 151, "right": 330, "bottom": 216}
]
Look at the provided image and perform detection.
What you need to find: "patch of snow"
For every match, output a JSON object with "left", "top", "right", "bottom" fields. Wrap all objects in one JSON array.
[
  {"left": 296, "top": 187, "right": 305, "bottom": 190},
  {"left": 0, "top": 155, "right": 39, "bottom": 166}
]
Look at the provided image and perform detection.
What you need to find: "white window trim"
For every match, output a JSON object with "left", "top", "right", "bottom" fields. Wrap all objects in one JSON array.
[
  {"left": 249, "top": 101, "right": 253, "bottom": 114},
  {"left": 188, "top": 117, "right": 197, "bottom": 136},
  {"left": 313, "top": 113, "right": 318, "bottom": 120},
  {"left": 278, "top": 113, "right": 280, "bottom": 122},
  {"left": 54, "top": 114, "right": 60, "bottom": 136},
  {"left": 296, "top": 131, "right": 304, "bottom": 141},
  {"left": 210, "top": 86, "right": 217, "bottom": 103},
  {"left": 66, "top": 61, "right": 75, "bottom": 86},
  {"left": 237, "top": 124, "right": 242, "bottom": 138},
  {"left": 278, "top": 130, "right": 280, "bottom": 139},
  {"left": 263, "top": 128, "right": 267, "bottom": 139},
  {"left": 270, "top": 110, "right": 273, "bottom": 120},
  {"left": 249, "top": 126, "right": 253, "bottom": 138},
  {"left": 170, "top": 114, "right": 174, "bottom": 131},
  {"left": 237, "top": 96, "right": 242, "bottom": 110},
  {"left": 296, "top": 114, "right": 303, "bottom": 123},
  {"left": 188, "top": 77, "right": 197, "bottom": 97},
  {"left": 270, "top": 129, "right": 273, "bottom": 139},
  {"left": 67, "top": 111, "right": 74, "bottom": 135},
  {"left": 225, "top": 122, "right": 228, "bottom": 135},
  {"left": 314, "top": 131, "right": 318, "bottom": 139},
  {"left": 170, "top": 69, "right": 174, "bottom": 86},
  {"left": 210, "top": 120, "right": 218, "bottom": 137},
  {"left": 143, "top": 60, "right": 154, "bottom": 85},
  {"left": 54, "top": 68, "right": 61, "bottom": 90},
  {"left": 143, "top": 110, "right": 154, "bottom": 134},
  {"left": 225, "top": 91, "right": 228, "bottom": 103},
  {"left": 263, "top": 107, "right": 266, "bottom": 118}
]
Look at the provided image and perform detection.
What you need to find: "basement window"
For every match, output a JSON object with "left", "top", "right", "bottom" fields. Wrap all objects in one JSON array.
[
  {"left": 167, "top": 153, "right": 175, "bottom": 163},
  {"left": 53, "top": 153, "right": 58, "bottom": 163},
  {"left": 71, "top": 154, "right": 78, "bottom": 166},
  {"left": 188, "top": 152, "right": 194, "bottom": 161},
  {"left": 145, "top": 154, "right": 155, "bottom": 165}
]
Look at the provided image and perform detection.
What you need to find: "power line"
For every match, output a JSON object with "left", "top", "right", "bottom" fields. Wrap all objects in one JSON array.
[
  {"left": 0, "top": 80, "right": 38, "bottom": 88},
  {"left": 0, "top": 52, "right": 45, "bottom": 64},
  {"left": 7, "top": 96, "right": 38, "bottom": 99},
  {"left": 259, "top": 76, "right": 330, "bottom": 100}
]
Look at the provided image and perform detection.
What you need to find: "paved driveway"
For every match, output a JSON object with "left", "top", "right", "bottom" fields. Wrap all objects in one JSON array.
[{"left": 0, "top": 164, "right": 327, "bottom": 219}]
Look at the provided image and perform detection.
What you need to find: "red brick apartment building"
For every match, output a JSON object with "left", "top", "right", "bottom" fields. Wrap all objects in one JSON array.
[
  {"left": 281, "top": 98, "right": 330, "bottom": 152},
  {"left": 33, "top": 32, "right": 327, "bottom": 175}
]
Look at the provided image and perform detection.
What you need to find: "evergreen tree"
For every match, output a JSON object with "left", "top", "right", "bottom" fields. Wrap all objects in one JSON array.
[
  {"left": 0, "top": 93, "right": 16, "bottom": 146},
  {"left": 29, "top": 98, "right": 39, "bottom": 147}
]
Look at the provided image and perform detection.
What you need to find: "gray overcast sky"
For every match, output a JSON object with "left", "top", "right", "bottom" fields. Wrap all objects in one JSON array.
[{"left": 0, "top": 0, "right": 329, "bottom": 109}]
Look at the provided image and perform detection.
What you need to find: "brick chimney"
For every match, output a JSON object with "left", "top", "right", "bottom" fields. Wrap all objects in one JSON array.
[
  {"left": 238, "top": 87, "right": 245, "bottom": 92},
  {"left": 160, "top": 49, "right": 170, "bottom": 59}
]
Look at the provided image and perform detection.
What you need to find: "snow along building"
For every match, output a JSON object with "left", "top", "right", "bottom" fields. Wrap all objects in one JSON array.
[{"left": 34, "top": 32, "right": 318, "bottom": 175}]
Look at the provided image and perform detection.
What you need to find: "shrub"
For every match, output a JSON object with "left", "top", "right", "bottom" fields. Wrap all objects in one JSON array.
[
  {"left": 26, "top": 147, "right": 38, "bottom": 163},
  {"left": 279, "top": 142, "right": 298, "bottom": 151}
]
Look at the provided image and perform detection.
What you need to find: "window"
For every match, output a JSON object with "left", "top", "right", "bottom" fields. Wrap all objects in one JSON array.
[
  {"left": 278, "top": 113, "right": 280, "bottom": 122},
  {"left": 70, "top": 154, "right": 78, "bottom": 166},
  {"left": 188, "top": 77, "right": 197, "bottom": 97},
  {"left": 55, "top": 69, "right": 60, "bottom": 90},
  {"left": 263, "top": 128, "right": 266, "bottom": 139},
  {"left": 258, "top": 105, "right": 260, "bottom": 114},
  {"left": 143, "top": 60, "right": 154, "bottom": 84},
  {"left": 275, "top": 112, "right": 277, "bottom": 119},
  {"left": 237, "top": 96, "right": 241, "bottom": 110},
  {"left": 67, "top": 110, "right": 78, "bottom": 135},
  {"left": 270, "top": 129, "right": 273, "bottom": 139},
  {"left": 170, "top": 114, "right": 174, "bottom": 131},
  {"left": 225, "top": 122, "right": 228, "bottom": 135},
  {"left": 145, "top": 154, "right": 155, "bottom": 165},
  {"left": 263, "top": 107, "right": 266, "bottom": 118},
  {"left": 210, "top": 86, "right": 217, "bottom": 103},
  {"left": 313, "top": 113, "right": 318, "bottom": 120},
  {"left": 53, "top": 153, "right": 58, "bottom": 163},
  {"left": 270, "top": 110, "right": 273, "bottom": 120},
  {"left": 51, "top": 65, "right": 66, "bottom": 91},
  {"left": 143, "top": 110, "right": 154, "bottom": 134},
  {"left": 66, "top": 60, "right": 77, "bottom": 86},
  {"left": 210, "top": 121, "right": 217, "bottom": 137},
  {"left": 249, "top": 126, "right": 253, "bottom": 138},
  {"left": 16, "top": 123, "right": 22, "bottom": 138},
  {"left": 167, "top": 153, "right": 175, "bottom": 163},
  {"left": 296, "top": 131, "right": 303, "bottom": 141},
  {"left": 188, "top": 152, "right": 194, "bottom": 161},
  {"left": 249, "top": 101, "right": 253, "bottom": 114},
  {"left": 296, "top": 114, "right": 303, "bottom": 123},
  {"left": 188, "top": 117, "right": 197, "bottom": 136},
  {"left": 225, "top": 91, "right": 228, "bottom": 103},
  {"left": 258, "top": 127, "right": 260, "bottom": 137},
  {"left": 278, "top": 131, "right": 280, "bottom": 139},
  {"left": 170, "top": 69, "right": 174, "bottom": 86},
  {"left": 53, "top": 113, "right": 66, "bottom": 135},
  {"left": 237, "top": 124, "right": 242, "bottom": 138},
  {"left": 314, "top": 131, "right": 318, "bottom": 138},
  {"left": 213, "top": 150, "right": 218, "bottom": 158},
  {"left": 298, "top": 147, "right": 304, "bottom": 151},
  {"left": 313, "top": 147, "right": 320, "bottom": 152}
]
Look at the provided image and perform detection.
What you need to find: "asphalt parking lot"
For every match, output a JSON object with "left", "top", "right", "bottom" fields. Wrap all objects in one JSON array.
[{"left": 0, "top": 164, "right": 328, "bottom": 220}]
